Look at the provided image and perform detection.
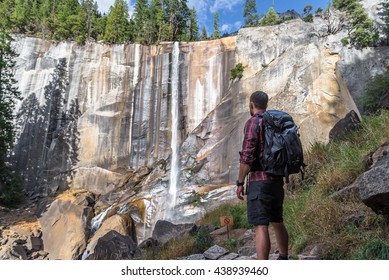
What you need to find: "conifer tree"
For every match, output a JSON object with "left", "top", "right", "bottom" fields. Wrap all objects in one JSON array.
[
  {"left": 11, "top": 0, "right": 32, "bottom": 33},
  {"left": 200, "top": 26, "right": 208, "bottom": 41},
  {"left": 149, "top": 0, "right": 164, "bottom": 43},
  {"left": 188, "top": 8, "right": 199, "bottom": 41},
  {"left": 244, "top": 0, "right": 259, "bottom": 27},
  {"left": 260, "top": 6, "right": 280, "bottom": 26},
  {"left": 213, "top": 12, "right": 220, "bottom": 39},
  {"left": 303, "top": 5, "right": 313, "bottom": 22},
  {"left": 383, "top": 0, "right": 389, "bottom": 45},
  {"left": 0, "top": 31, "right": 21, "bottom": 165},
  {"left": 104, "top": 0, "right": 131, "bottom": 44},
  {"left": 133, "top": 0, "right": 149, "bottom": 43}
]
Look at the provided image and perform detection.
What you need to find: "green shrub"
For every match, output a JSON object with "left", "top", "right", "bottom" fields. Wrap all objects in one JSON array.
[
  {"left": 357, "top": 240, "right": 389, "bottom": 260},
  {"left": 0, "top": 168, "right": 24, "bottom": 208},
  {"left": 193, "top": 226, "right": 214, "bottom": 253},
  {"left": 230, "top": 63, "right": 244, "bottom": 80},
  {"left": 360, "top": 71, "right": 389, "bottom": 113},
  {"left": 341, "top": 37, "right": 349, "bottom": 46}
]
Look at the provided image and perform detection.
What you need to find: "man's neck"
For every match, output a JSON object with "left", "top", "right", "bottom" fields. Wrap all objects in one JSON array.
[{"left": 253, "top": 108, "right": 266, "bottom": 115}]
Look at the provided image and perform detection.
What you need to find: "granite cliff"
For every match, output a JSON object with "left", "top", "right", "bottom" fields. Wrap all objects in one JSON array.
[{"left": 4, "top": 1, "right": 389, "bottom": 259}]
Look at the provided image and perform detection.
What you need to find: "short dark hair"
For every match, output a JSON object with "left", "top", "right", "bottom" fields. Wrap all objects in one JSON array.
[{"left": 250, "top": 91, "right": 268, "bottom": 109}]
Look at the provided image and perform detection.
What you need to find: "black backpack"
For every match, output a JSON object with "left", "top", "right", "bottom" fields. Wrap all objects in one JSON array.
[{"left": 256, "top": 110, "right": 306, "bottom": 183}]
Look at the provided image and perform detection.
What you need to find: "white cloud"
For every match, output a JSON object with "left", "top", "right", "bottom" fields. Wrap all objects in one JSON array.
[
  {"left": 221, "top": 24, "right": 231, "bottom": 32},
  {"left": 188, "top": 0, "right": 210, "bottom": 28},
  {"left": 234, "top": 21, "right": 242, "bottom": 30},
  {"left": 210, "top": 0, "right": 243, "bottom": 13}
]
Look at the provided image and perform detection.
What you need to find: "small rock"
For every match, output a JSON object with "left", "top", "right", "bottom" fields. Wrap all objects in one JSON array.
[
  {"left": 26, "top": 237, "right": 44, "bottom": 252},
  {"left": 219, "top": 253, "right": 239, "bottom": 260},
  {"left": 234, "top": 256, "right": 253, "bottom": 260},
  {"left": 13, "top": 239, "right": 27, "bottom": 245},
  {"left": 1, "top": 237, "right": 9, "bottom": 246},
  {"left": 298, "top": 255, "right": 320, "bottom": 260},
  {"left": 210, "top": 226, "right": 227, "bottom": 236},
  {"left": 179, "top": 254, "right": 206, "bottom": 260},
  {"left": 11, "top": 245, "right": 29, "bottom": 260},
  {"left": 203, "top": 245, "right": 229, "bottom": 260},
  {"left": 238, "top": 229, "right": 255, "bottom": 246},
  {"left": 238, "top": 246, "right": 257, "bottom": 256}
]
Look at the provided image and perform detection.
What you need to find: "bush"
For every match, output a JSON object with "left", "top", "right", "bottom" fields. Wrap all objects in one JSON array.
[
  {"left": 284, "top": 111, "right": 389, "bottom": 259},
  {"left": 0, "top": 168, "right": 24, "bottom": 208},
  {"left": 360, "top": 71, "right": 389, "bottom": 113},
  {"left": 193, "top": 226, "right": 214, "bottom": 253},
  {"left": 230, "top": 63, "right": 244, "bottom": 80},
  {"left": 357, "top": 240, "right": 389, "bottom": 260}
]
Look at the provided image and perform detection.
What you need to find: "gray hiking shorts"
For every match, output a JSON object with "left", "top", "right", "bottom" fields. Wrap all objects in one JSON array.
[{"left": 247, "top": 180, "right": 284, "bottom": 226}]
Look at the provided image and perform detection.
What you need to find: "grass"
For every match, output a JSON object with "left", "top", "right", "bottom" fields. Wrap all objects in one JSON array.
[
  {"left": 141, "top": 111, "right": 389, "bottom": 260},
  {"left": 284, "top": 110, "right": 389, "bottom": 259}
]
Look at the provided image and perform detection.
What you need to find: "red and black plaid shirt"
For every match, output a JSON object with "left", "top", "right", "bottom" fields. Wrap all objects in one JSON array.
[{"left": 239, "top": 112, "right": 279, "bottom": 182}]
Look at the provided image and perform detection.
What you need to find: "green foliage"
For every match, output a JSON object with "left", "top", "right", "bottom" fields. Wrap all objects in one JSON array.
[
  {"left": 230, "top": 63, "right": 244, "bottom": 80},
  {"left": 104, "top": 0, "right": 131, "bottom": 44},
  {"left": 201, "top": 202, "right": 252, "bottom": 229},
  {"left": 200, "top": 26, "right": 208, "bottom": 41},
  {"left": 0, "top": 31, "right": 21, "bottom": 161},
  {"left": 316, "top": 8, "right": 323, "bottom": 14},
  {"left": 193, "top": 226, "right": 214, "bottom": 252},
  {"left": 213, "top": 12, "right": 220, "bottom": 39},
  {"left": 284, "top": 110, "right": 389, "bottom": 259},
  {"left": 333, "top": 0, "right": 378, "bottom": 48},
  {"left": 303, "top": 5, "right": 313, "bottom": 23},
  {"left": 383, "top": 0, "right": 389, "bottom": 45},
  {"left": 360, "top": 71, "right": 389, "bottom": 113},
  {"left": 0, "top": 168, "right": 24, "bottom": 208},
  {"left": 341, "top": 37, "right": 349, "bottom": 46},
  {"left": 357, "top": 240, "right": 389, "bottom": 260},
  {"left": 260, "top": 7, "right": 280, "bottom": 27},
  {"left": 243, "top": 0, "right": 259, "bottom": 27}
]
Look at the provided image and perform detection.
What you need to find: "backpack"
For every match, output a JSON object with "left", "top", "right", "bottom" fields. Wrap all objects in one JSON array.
[{"left": 256, "top": 110, "right": 306, "bottom": 183}]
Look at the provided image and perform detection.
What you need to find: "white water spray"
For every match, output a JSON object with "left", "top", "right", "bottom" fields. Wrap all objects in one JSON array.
[{"left": 165, "top": 42, "right": 180, "bottom": 221}]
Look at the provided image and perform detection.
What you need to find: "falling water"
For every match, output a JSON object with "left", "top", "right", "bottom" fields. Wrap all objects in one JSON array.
[
  {"left": 165, "top": 42, "right": 180, "bottom": 221},
  {"left": 90, "top": 206, "right": 113, "bottom": 235}
]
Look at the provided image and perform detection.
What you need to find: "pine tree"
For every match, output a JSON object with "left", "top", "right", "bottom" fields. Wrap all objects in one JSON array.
[
  {"left": 104, "top": 0, "right": 131, "bottom": 44},
  {"left": 213, "top": 12, "right": 220, "bottom": 39},
  {"left": 0, "top": 30, "right": 21, "bottom": 163},
  {"left": 200, "top": 26, "right": 207, "bottom": 41},
  {"left": 383, "top": 0, "right": 389, "bottom": 45},
  {"left": 188, "top": 8, "right": 199, "bottom": 41},
  {"left": 303, "top": 5, "right": 313, "bottom": 22},
  {"left": 149, "top": 0, "right": 164, "bottom": 43},
  {"left": 133, "top": 0, "right": 149, "bottom": 43},
  {"left": 0, "top": 0, "right": 14, "bottom": 30},
  {"left": 244, "top": 0, "right": 259, "bottom": 27},
  {"left": 260, "top": 6, "right": 280, "bottom": 26},
  {"left": 11, "top": 0, "right": 32, "bottom": 33}
]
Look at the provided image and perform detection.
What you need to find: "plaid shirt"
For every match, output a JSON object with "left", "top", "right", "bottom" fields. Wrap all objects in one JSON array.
[{"left": 239, "top": 113, "right": 278, "bottom": 182}]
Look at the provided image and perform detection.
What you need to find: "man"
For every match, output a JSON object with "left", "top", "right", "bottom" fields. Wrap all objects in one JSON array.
[{"left": 236, "top": 91, "right": 289, "bottom": 260}]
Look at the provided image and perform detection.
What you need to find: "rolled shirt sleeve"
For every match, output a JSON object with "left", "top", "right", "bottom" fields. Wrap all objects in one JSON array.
[{"left": 239, "top": 116, "right": 259, "bottom": 165}]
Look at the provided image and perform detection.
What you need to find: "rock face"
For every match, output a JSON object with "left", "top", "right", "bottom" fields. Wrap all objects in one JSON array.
[
  {"left": 39, "top": 199, "right": 93, "bottom": 260},
  {"left": 10, "top": 1, "right": 389, "bottom": 248},
  {"left": 358, "top": 154, "right": 389, "bottom": 216}
]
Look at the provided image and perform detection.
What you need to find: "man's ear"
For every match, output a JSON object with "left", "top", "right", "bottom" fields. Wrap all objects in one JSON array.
[{"left": 249, "top": 102, "right": 254, "bottom": 110}]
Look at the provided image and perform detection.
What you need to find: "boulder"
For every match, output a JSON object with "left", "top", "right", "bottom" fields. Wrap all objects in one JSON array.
[
  {"left": 203, "top": 245, "right": 229, "bottom": 260},
  {"left": 363, "top": 140, "right": 389, "bottom": 170},
  {"left": 238, "top": 246, "right": 257, "bottom": 257},
  {"left": 87, "top": 230, "right": 140, "bottom": 260},
  {"left": 84, "top": 214, "right": 135, "bottom": 257},
  {"left": 329, "top": 110, "right": 360, "bottom": 141},
  {"left": 219, "top": 253, "right": 239, "bottom": 260},
  {"left": 357, "top": 155, "right": 389, "bottom": 216},
  {"left": 179, "top": 254, "right": 206, "bottom": 260},
  {"left": 39, "top": 199, "right": 93, "bottom": 260},
  {"left": 26, "top": 237, "right": 43, "bottom": 252},
  {"left": 152, "top": 220, "right": 197, "bottom": 245}
]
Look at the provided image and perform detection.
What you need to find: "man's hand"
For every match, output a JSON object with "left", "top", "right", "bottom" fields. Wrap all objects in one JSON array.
[{"left": 236, "top": 185, "right": 245, "bottom": 200}]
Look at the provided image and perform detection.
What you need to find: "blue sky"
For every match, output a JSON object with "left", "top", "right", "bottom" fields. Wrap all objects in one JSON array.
[{"left": 96, "top": 0, "right": 331, "bottom": 34}]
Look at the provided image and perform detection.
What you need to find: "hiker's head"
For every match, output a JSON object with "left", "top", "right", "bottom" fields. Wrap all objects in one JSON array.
[{"left": 250, "top": 91, "right": 268, "bottom": 116}]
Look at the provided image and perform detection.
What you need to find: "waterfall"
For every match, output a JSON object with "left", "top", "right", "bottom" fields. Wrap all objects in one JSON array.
[
  {"left": 90, "top": 206, "right": 113, "bottom": 235},
  {"left": 165, "top": 42, "right": 180, "bottom": 221}
]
